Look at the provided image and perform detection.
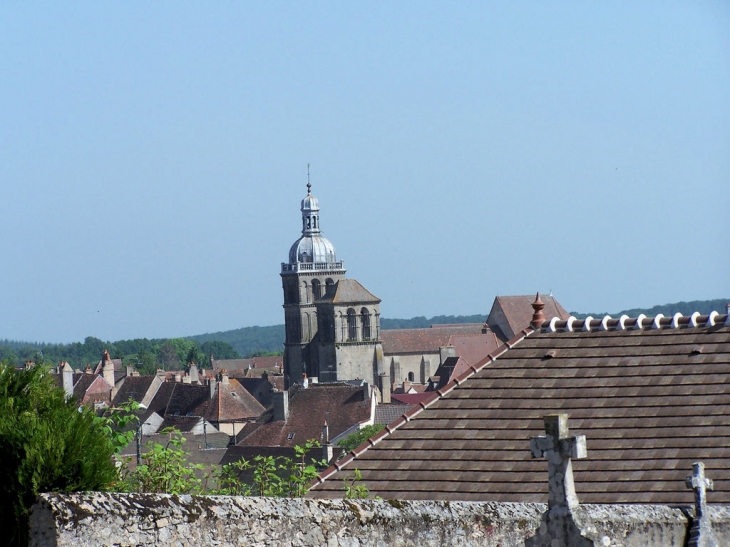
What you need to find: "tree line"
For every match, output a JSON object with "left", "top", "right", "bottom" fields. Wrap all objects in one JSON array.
[{"left": 0, "top": 336, "right": 241, "bottom": 376}]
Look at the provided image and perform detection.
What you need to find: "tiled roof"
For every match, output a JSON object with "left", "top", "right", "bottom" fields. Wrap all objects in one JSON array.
[
  {"left": 112, "top": 376, "right": 157, "bottom": 407},
  {"left": 196, "top": 379, "right": 266, "bottom": 422},
  {"left": 381, "top": 325, "right": 485, "bottom": 355},
  {"left": 238, "top": 384, "right": 372, "bottom": 448},
  {"left": 374, "top": 403, "right": 416, "bottom": 426},
  {"left": 488, "top": 294, "right": 569, "bottom": 340},
  {"left": 163, "top": 383, "right": 210, "bottom": 417},
  {"left": 450, "top": 332, "right": 501, "bottom": 366},
  {"left": 311, "top": 312, "right": 730, "bottom": 506},
  {"left": 317, "top": 279, "right": 381, "bottom": 304},
  {"left": 391, "top": 393, "right": 433, "bottom": 405},
  {"left": 212, "top": 356, "right": 284, "bottom": 373}
]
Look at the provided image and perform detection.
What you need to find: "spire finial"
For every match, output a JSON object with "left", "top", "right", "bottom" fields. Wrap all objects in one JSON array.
[
  {"left": 531, "top": 292, "right": 546, "bottom": 328},
  {"left": 307, "top": 164, "right": 311, "bottom": 194}
]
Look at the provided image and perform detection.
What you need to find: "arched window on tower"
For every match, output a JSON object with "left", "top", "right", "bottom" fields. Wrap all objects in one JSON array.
[
  {"left": 325, "top": 278, "right": 335, "bottom": 297},
  {"left": 407, "top": 371, "right": 415, "bottom": 382},
  {"left": 347, "top": 308, "right": 358, "bottom": 341},
  {"left": 361, "top": 308, "right": 371, "bottom": 340},
  {"left": 312, "top": 279, "right": 322, "bottom": 300}
]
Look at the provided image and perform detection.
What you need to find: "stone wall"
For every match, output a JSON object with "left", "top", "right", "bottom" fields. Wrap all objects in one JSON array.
[{"left": 30, "top": 492, "right": 730, "bottom": 547}]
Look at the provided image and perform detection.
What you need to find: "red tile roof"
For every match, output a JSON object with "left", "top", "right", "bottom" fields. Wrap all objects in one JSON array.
[{"left": 310, "top": 312, "right": 730, "bottom": 506}]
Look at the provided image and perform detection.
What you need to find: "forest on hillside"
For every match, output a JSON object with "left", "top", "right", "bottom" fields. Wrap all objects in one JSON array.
[{"left": 1, "top": 299, "right": 725, "bottom": 374}]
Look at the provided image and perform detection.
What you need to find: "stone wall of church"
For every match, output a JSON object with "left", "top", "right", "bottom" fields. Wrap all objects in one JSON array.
[
  {"left": 31, "top": 492, "right": 730, "bottom": 547},
  {"left": 389, "top": 352, "right": 439, "bottom": 384},
  {"left": 334, "top": 342, "right": 383, "bottom": 385}
]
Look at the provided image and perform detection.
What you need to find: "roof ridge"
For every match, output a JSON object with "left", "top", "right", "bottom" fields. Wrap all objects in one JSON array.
[
  {"left": 313, "top": 326, "right": 537, "bottom": 488},
  {"left": 540, "top": 311, "right": 730, "bottom": 333}
]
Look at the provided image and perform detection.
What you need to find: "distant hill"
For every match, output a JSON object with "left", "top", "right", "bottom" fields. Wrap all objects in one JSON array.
[
  {"left": 186, "top": 314, "right": 487, "bottom": 357},
  {"left": 3, "top": 299, "right": 725, "bottom": 366},
  {"left": 570, "top": 298, "right": 729, "bottom": 320}
]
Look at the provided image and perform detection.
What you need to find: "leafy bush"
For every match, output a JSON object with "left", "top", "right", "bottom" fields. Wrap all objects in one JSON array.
[
  {"left": 117, "top": 428, "right": 207, "bottom": 494},
  {"left": 336, "top": 424, "right": 385, "bottom": 454},
  {"left": 0, "top": 363, "right": 118, "bottom": 547}
]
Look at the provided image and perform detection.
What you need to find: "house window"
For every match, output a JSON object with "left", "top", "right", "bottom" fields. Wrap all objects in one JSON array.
[
  {"left": 287, "top": 432, "right": 295, "bottom": 441},
  {"left": 347, "top": 309, "right": 358, "bottom": 341},
  {"left": 361, "top": 308, "right": 371, "bottom": 340}
]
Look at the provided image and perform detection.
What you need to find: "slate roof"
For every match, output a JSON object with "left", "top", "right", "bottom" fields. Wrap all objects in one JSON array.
[
  {"left": 238, "top": 383, "right": 372, "bottom": 448},
  {"left": 310, "top": 312, "right": 730, "bottom": 506},
  {"left": 380, "top": 325, "right": 485, "bottom": 355},
  {"left": 317, "top": 279, "right": 381, "bottom": 304}
]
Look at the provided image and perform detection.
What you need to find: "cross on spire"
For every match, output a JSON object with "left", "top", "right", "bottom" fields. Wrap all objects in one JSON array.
[
  {"left": 307, "top": 163, "right": 311, "bottom": 194},
  {"left": 530, "top": 414, "right": 587, "bottom": 514}
]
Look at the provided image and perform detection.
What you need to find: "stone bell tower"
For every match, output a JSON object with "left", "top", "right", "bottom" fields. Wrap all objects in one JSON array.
[{"left": 281, "top": 182, "right": 346, "bottom": 387}]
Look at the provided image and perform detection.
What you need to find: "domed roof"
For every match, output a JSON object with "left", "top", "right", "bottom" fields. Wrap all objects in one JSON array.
[
  {"left": 285, "top": 183, "right": 340, "bottom": 266},
  {"left": 288, "top": 234, "right": 337, "bottom": 264}
]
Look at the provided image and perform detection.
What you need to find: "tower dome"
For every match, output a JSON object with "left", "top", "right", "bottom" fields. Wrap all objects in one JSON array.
[{"left": 286, "top": 183, "right": 340, "bottom": 265}]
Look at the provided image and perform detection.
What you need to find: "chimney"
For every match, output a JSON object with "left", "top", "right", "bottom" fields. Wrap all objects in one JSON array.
[
  {"left": 302, "top": 373, "right": 309, "bottom": 389},
  {"left": 273, "top": 390, "right": 289, "bottom": 422},
  {"left": 189, "top": 364, "right": 199, "bottom": 384},
  {"left": 531, "top": 292, "right": 546, "bottom": 328},
  {"left": 61, "top": 362, "right": 74, "bottom": 400},
  {"left": 209, "top": 377, "right": 217, "bottom": 399},
  {"left": 379, "top": 372, "right": 391, "bottom": 404},
  {"left": 322, "top": 421, "right": 329, "bottom": 444},
  {"left": 403, "top": 380, "right": 411, "bottom": 393},
  {"left": 322, "top": 421, "right": 334, "bottom": 462},
  {"left": 102, "top": 350, "right": 115, "bottom": 388},
  {"left": 362, "top": 381, "right": 371, "bottom": 400}
]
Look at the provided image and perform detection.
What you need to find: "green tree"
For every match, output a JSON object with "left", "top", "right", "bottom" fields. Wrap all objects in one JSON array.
[{"left": 0, "top": 363, "right": 119, "bottom": 547}]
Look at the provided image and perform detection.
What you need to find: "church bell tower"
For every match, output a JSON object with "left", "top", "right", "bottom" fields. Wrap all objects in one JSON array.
[{"left": 281, "top": 182, "right": 346, "bottom": 387}]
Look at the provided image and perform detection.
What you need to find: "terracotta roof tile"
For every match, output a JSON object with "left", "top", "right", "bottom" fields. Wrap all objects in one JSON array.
[{"left": 310, "top": 315, "right": 730, "bottom": 506}]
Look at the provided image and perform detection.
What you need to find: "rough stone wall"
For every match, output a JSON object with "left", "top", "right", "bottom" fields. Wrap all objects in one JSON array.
[{"left": 30, "top": 493, "right": 730, "bottom": 547}]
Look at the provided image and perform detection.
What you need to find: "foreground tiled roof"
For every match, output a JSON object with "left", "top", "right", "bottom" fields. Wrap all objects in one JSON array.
[
  {"left": 310, "top": 312, "right": 730, "bottom": 505},
  {"left": 380, "top": 325, "right": 485, "bottom": 355}
]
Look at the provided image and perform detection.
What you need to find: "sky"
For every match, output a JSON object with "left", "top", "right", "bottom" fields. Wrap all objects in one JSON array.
[{"left": 1, "top": 2, "right": 728, "bottom": 344}]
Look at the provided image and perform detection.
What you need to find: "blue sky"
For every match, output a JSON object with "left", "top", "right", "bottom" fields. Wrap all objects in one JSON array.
[{"left": 1, "top": 2, "right": 728, "bottom": 343}]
